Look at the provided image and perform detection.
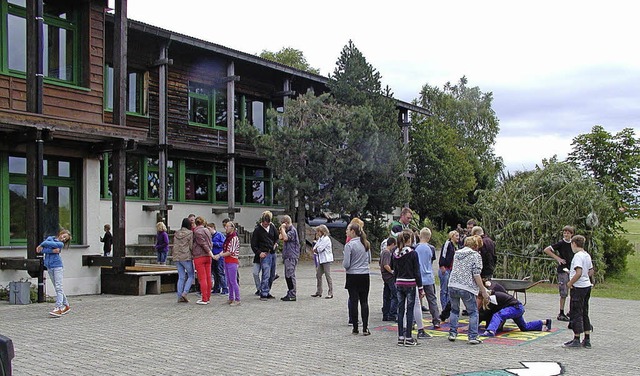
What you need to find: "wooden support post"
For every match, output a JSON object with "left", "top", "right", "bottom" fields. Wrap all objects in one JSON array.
[
  {"left": 158, "top": 43, "right": 169, "bottom": 227},
  {"left": 226, "top": 61, "right": 236, "bottom": 220},
  {"left": 112, "top": 142, "right": 127, "bottom": 258},
  {"left": 112, "top": 0, "right": 128, "bottom": 127},
  {"left": 26, "top": 130, "right": 45, "bottom": 302},
  {"left": 26, "top": 0, "right": 44, "bottom": 114},
  {"left": 111, "top": 0, "right": 128, "bottom": 259}
]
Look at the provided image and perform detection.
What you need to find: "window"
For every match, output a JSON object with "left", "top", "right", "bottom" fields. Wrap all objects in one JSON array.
[
  {"left": 188, "top": 81, "right": 239, "bottom": 129},
  {"left": 99, "top": 156, "right": 271, "bottom": 205},
  {"left": 101, "top": 153, "right": 141, "bottom": 198},
  {"left": 146, "top": 158, "right": 174, "bottom": 200},
  {"left": 104, "top": 65, "right": 147, "bottom": 115},
  {"left": 242, "top": 167, "right": 270, "bottom": 205},
  {"left": 3, "top": 154, "right": 80, "bottom": 245},
  {"left": 214, "top": 164, "right": 228, "bottom": 203},
  {"left": 2, "top": 0, "right": 80, "bottom": 84},
  {"left": 243, "top": 97, "right": 266, "bottom": 134},
  {"left": 184, "top": 160, "right": 211, "bottom": 201}
]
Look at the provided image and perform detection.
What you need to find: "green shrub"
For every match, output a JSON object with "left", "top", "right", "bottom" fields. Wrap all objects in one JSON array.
[{"left": 602, "top": 233, "right": 635, "bottom": 276}]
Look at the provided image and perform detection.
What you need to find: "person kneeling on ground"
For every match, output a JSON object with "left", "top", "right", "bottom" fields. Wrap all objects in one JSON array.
[{"left": 479, "top": 291, "right": 552, "bottom": 337}]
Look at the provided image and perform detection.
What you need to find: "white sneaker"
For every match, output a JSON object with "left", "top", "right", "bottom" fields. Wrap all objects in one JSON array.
[{"left": 196, "top": 300, "right": 209, "bottom": 305}]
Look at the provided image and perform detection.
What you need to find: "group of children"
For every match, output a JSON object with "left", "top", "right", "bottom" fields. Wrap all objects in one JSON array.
[
  {"left": 379, "top": 219, "right": 594, "bottom": 349},
  {"left": 39, "top": 217, "right": 594, "bottom": 350}
]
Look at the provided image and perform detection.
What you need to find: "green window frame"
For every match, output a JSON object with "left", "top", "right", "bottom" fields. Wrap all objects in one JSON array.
[
  {"left": 100, "top": 153, "right": 142, "bottom": 199},
  {"left": 1, "top": 153, "right": 81, "bottom": 245},
  {"left": 99, "top": 155, "right": 271, "bottom": 206},
  {"left": 239, "top": 166, "right": 272, "bottom": 206},
  {"left": 241, "top": 95, "right": 268, "bottom": 134},
  {"left": 145, "top": 157, "right": 175, "bottom": 201},
  {"left": 104, "top": 64, "right": 147, "bottom": 116},
  {"left": 188, "top": 81, "right": 240, "bottom": 130},
  {"left": 1, "top": 0, "right": 81, "bottom": 85}
]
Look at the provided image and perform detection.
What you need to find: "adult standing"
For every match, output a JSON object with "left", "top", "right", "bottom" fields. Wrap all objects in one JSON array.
[
  {"left": 390, "top": 207, "right": 414, "bottom": 238},
  {"left": 172, "top": 218, "right": 194, "bottom": 303},
  {"left": 251, "top": 211, "right": 278, "bottom": 301},
  {"left": 216, "top": 221, "right": 241, "bottom": 306},
  {"left": 471, "top": 226, "right": 496, "bottom": 281},
  {"left": 311, "top": 225, "right": 334, "bottom": 299},
  {"left": 192, "top": 216, "right": 213, "bottom": 305},
  {"left": 343, "top": 223, "right": 372, "bottom": 336},
  {"left": 279, "top": 215, "right": 300, "bottom": 301},
  {"left": 447, "top": 235, "right": 489, "bottom": 345},
  {"left": 155, "top": 222, "right": 169, "bottom": 265}
]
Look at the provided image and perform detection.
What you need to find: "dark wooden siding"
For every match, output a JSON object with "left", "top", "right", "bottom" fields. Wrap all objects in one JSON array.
[{"left": 0, "top": 2, "right": 106, "bottom": 124}]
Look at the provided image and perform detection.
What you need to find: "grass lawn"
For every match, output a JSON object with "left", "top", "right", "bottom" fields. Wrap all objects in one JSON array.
[{"left": 528, "top": 218, "right": 640, "bottom": 300}]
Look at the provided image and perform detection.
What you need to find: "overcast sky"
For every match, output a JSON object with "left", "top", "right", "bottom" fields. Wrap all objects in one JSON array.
[{"left": 124, "top": 1, "right": 640, "bottom": 173}]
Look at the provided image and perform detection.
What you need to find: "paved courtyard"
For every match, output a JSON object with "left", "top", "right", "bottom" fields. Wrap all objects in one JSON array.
[{"left": 1, "top": 262, "right": 639, "bottom": 375}]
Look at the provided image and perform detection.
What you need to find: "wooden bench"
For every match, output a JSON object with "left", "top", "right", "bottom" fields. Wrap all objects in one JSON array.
[{"left": 101, "top": 266, "right": 179, "bottom": 295}]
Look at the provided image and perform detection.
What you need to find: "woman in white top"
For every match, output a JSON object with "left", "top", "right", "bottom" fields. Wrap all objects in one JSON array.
[{"left": 311, "top": 225, "right": 334, "bottom": 299}]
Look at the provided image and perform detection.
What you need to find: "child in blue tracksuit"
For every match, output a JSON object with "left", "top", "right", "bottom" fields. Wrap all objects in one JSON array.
[
  {"left": 207, "top": 222, "right": 228, "bottom": 295},
  {"left": 36, "top": 229, "right": 72, "bottom": 317}
]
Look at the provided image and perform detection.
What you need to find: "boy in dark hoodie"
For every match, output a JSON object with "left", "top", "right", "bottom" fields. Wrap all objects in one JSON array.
[{"left": 392, "top": 230, "right": 424, "bottom": 347}]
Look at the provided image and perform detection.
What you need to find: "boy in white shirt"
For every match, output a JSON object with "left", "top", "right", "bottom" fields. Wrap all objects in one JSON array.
[{"left": 562, "top": 235, "right": 594, "bottom": 348}]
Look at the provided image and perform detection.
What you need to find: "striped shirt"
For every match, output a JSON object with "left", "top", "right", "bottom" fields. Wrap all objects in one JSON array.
[{"left": 223, "top": 231, "right": 240, "bottom": 264}]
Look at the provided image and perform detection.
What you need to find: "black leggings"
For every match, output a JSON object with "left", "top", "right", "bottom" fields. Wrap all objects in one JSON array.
[{"left": 348, "top": 287, "right": 370, "bottom": 330}]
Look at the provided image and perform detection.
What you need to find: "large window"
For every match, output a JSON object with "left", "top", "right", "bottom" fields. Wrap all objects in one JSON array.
[
  {"left": 104, "top": 64, "right": 147, "bottom": 115},
  {"left": 188, "top": 81, "right": 239, "bottom": 129},
  {"left": 2, "top": 0, "right": 80, "bottom": 84},
  {"left": 99, "top": 155, "right": 271, "bottom": 206},
  {"left": 2, "top": 154, "right": 80, "bottom": 245},
  {"left": 243, "top": 97, "right": 266, "bottom": 134}
]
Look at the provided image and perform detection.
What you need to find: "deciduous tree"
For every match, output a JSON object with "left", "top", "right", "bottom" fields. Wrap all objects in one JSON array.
[
  {"left": 568, "top": 125, "right": 640, "bottom": 217},
  {"left": 259, "top": 47, "right": 320, "bottom": 75},
  {"left": 417, "top": 76, "right": 503, "bottom": 209}
]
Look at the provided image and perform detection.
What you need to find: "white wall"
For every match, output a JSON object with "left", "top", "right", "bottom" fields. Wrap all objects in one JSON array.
[{"left": 0, "top": 155, "right": 285, "bottom": 298}]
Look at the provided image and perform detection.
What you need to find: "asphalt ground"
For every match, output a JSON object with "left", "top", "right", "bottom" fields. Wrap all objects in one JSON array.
[{"left": 1, "top": 262, "right": 638, "bottom": 375}]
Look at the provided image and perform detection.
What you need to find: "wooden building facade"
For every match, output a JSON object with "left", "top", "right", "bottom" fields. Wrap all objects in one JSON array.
[{"left": 0, "top": 0, "right": 426, "bottom": 296}]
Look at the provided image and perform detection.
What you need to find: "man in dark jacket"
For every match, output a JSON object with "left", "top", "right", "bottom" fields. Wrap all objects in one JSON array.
[
  {"left": 472, "top": 226, "right": 496, "bottom": 280},
  {"left": 251, "top": 211, "right": 278, "bottom": 300}
]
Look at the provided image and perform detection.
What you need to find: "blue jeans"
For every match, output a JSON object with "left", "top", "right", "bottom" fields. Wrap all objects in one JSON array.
[
  {"left": 47, "top": 267, "right": 68, "bottom": 308},
  {"left": 448, "top": 287, "right": 479, "bottom": 340},
  {"left": 396, "top": 285, "right": 416, "bottom": 338},
  {"left": 260, "top": 253, "right": 274, "bottom": 297},
  {"left": 270, "top": 252, "right": 277, "bottom": 287},
  {"left": 252, "top": 263, "right": 261, "bottom": 291},
  {"left": 382, "top": 279, "right": 398, "bottom": 319},
  {"left": 212, "top": 257, "right": 228, "bottom": 294},
  {"left": 438, "top": 268, "right": 451, "bottom": 309},
  {"left": 176, "top": 260, "right": 195, "bottom": 297},
  {"left": 157, "top": 250, "right": 168, "bottom": 263}
]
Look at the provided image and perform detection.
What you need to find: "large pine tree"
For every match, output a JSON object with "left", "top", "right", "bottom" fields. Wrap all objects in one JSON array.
[{"left": 327, "top": 41, "right": 410, "bottom": 217}]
